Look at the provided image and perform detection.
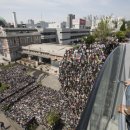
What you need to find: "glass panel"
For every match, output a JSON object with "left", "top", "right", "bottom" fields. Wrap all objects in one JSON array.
[{"left": 77, "top": 44, "right": 130, "bottom": 130}]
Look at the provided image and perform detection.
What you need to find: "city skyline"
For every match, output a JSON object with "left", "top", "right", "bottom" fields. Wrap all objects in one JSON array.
[{"left": 0, "top": 0, "right": 130, "bottom": 23}]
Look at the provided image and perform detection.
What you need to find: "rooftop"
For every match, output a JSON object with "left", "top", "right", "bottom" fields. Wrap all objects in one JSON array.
[{"left": 22, "top": 43, "right": 73, "bottom": 57}]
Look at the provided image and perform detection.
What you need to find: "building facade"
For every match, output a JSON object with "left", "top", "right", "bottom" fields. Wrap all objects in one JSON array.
[
  {"left": 57, "top": 28, "right": 90, "bottom": 44},
  {"left": 0, "top": 27, "right": 41, "bottom": 61},
  {"left": 67, "top": 14, "right": 75, "bottom": 28},
  {"left": 38, "top": 28, "right": 57, "bottom": 43},
  {"left": 38, "top": 28, "right": 90, "bottom": 44},
  {"left": 72, "top": 19, "right": 86, "bottom": 29}
]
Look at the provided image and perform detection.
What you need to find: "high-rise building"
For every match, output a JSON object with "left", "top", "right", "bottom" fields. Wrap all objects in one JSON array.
[
  {"left": 28, "top": 19, "right": 34, "bottom": 25},
  {"left": 67, "top": 14, "right": 75, "bottom": 28},
  {"left": 12, "top": 12, "right": 18, "bottom": 28}
]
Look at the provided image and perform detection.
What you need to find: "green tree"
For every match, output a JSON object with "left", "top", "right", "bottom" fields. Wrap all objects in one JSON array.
[
  {"left": 83, "top": 35, "right": 95, "bottom": 45},
  {"left": 116, "top": 31, "right": 126, "bottom": 42},
  {"left": 94, "top": 19, "right": 111, "bottom": 41},
  {"left": 126, "top": 21, "right": 130, "bottom": 30},
  {"left": 46, "top": 111, "right": 60, "bottom": 127},
  {"left": 120, "top": 20, "right": 126, "bottom": 31}
]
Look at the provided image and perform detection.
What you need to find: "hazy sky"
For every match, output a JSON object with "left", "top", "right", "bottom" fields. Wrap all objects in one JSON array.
[{"left": 0, "top": 0, "right": 130, "bottom": 23}]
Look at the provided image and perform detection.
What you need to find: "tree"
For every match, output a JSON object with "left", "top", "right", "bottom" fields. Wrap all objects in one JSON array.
[
  {"left": 116, "top": 31, "right": 126, "bottom": 42},
  {"left": 94, "top": 19, "right": 111, "bottom": 41},
  {"left": 46, "top": 111, "right": 60, "bottom": 127},
  {"left": 126, "top": 21, "right": 130, "bottom": 30},
  {"left": 83, "top": 35, "right": 95, "bottom": 45},
  {"left": 120, "top": 20, "right": 126, "bottom": 31}
]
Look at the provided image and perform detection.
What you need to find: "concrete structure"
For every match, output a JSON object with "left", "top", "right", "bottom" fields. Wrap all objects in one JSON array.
[
  {"left": 48, "top": 21, "right": 66, "bottom": 28},
  {"left": 38, "top": 28, "right": 89, "bottom": 44},
  {"left": 27, "top": 20, "right": 48, "bottom": 29},
  {"left": 84, "top": 15, "right": 93, "bottom": 27},
  {"left": 67, "top": 14, "right": 75, "bottom": 28},
  {"left": 38, "top": 28, "right": 57, "bottom": 43},
  {"left": 57, "top": 28, "right": 89, "bottom": 44},
  {"left": 21, "top": 43, "right": 73, "bottom": 67},
  {"left": 0, "top": 27, "right": 41, "bottom": 61},
  {"left": 12, "top": 12, "right": 18, "bottom": 28},
  {"left": 28, "top": 19, "right": 34, "bottom": 25},
  {"left": 72, "top": 19, "right": 86, "bottom": 29}
]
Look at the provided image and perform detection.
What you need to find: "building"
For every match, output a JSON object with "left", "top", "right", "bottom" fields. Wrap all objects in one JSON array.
[
  {"left": 21, "top": 43, "right": 73, "bottom": 67},
  {"left": 72, "top": 19, "right": 86, "bottom": 29},
  {"left": 38, "top": 28, "right": 57, "bottom": 43},
  {"left": 57, "top": 28, "right": 89, "bottom": 44},
  {"left": 28, "top": 19, "right": 34, "bottom": 25},
  {"left": 0, "top": 27, "right": 41, "bottom": 61},
  {"left": 27, "top": 20, "right": 48, "bottom": 29},
  {"left": 38, "top": 28, "right": 90, "bottom": 44},
  {"left": 48, "top": 21, "right": 66, "bottom": 28},
  {"left": 84, "top": 15, "right": 93, "bottom": 27},
  {"left": 67, "top": 14, "right": 75, "bottom": 28}
]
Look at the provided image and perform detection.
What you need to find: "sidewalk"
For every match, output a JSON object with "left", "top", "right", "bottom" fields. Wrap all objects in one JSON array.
[{"left": 0, "top": 111, "right": 24, "bottom": 130}]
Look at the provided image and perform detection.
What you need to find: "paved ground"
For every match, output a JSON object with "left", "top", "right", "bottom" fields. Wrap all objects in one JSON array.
[
  {"left": 0, "top": 111, "right": 24, "bottom": 130},
  {"left": 0, "top": 55, "right": 8, "bottom": 64},
  {"left": 36, "top": 64, "right": 59, "bottom": 76},
  {"left": 41, "top": 75, "right": 61, "bottom": 91}
]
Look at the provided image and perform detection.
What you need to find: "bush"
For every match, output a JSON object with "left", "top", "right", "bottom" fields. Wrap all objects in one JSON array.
[
  {"left": 120, "top": 20, "right": 126, "bottom": 31},
  {"left": 116, "top": 31, "right": 126, "bottom": 42},
  {"left": 46, "top": 111, "right": 60, "bottom": 127},
  {"left": 83, "top": 35, "right": 95, "bottom": 45},
  {"left": 73, "top": 44, "right": 80, "bottom": 49},
  {"left": 0, "top": 83, "right": 9, "bottom": 92}
]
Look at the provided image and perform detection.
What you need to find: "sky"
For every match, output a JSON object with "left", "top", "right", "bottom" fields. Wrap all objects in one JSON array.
[{"left": 0, "top": 0, "right": 130, "bottom": 23}]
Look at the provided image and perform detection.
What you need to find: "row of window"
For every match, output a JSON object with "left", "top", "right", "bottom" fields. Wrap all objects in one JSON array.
[
  {"left": 60, "top": 35, "right": 86, "bottom": 41},
  {"left": 60, "top": 31, "right": 89, "bottom": 34},
  {"left": 41, "top": 38, "right": 56, "bottom": 43},
  {"left": 41, "top": 32, "right": 56, "bottom": 35},
  {"left": 5, "top": 29, "right": 37, "bottom": 33},
  {"left": 8, "top": 36, "right": 40, "bottom": 47}
]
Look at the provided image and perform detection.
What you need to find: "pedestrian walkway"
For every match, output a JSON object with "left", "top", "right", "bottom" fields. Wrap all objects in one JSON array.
[
  {"left": 41, "top": 75, "right": 61, "bottom": 91},
  {"left": 0, "top": 111, "right": 24, "bottom": 130}
]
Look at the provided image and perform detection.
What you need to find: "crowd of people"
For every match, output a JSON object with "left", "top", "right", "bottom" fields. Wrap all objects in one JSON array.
[{"left": 0, "top": 41, "right": 119, "bottom": 130}]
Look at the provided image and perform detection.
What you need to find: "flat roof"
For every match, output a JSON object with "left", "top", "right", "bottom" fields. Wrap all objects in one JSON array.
[{"left": 22, "top": 43, "right": 73, "bottom": 57}]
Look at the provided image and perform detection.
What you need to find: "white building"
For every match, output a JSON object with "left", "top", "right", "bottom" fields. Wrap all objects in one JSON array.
[
  {"left": 72, "top": 19, "right": 86, "bottom": 29},
  {"left": 38, "top": 28, "right": 90, "bottom": 44},
  {"left": 48, "top": 22, "right": 66, "bottom": 29},
  {"left": 57, "top": 28, "right": 89, "bottom": 44}
]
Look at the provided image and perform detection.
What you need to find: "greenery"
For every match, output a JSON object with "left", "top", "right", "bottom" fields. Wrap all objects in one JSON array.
[
  {"left": 25, "top": 118, "right": 39, "bottom": 130},
  {"left": 26, "top": 124, "right": 38, "bottom": 130},
  {"left": 94, "top": 19, "right": 111, "bottom": 41},
  {"left": 2, "top": 105, "right": 11, "bottom": 111},
  {"left": 0, "top": 83, "right": 9, "bottom": 92},
  {"left": 126, "top": 21, "right": 130, "bottom": 30},
  {"left": 116, "top": 31, "right": 126, "bottom": 42},
  {"left": 73, "top": 44, "right": 80, "bottom": 49},
  {"left": 46, "top": 111, "right": 60, "bottom": 127},
  {"left": 126, "top": 29, "right": 130, "bottom": 38},
  {"left": 120, "top": 20, "right": 126, "bottom": 31},
  {"left": 83, "top": 35, "right": 95, "bottom": 45}
]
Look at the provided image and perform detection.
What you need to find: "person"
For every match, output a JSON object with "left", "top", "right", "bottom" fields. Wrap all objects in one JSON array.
[
  {"left": 0, "top": 122, "right": 6, "bottom": 130},
  {"left": 118, "top": 80, "right": 130, "bottom": 130}
]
